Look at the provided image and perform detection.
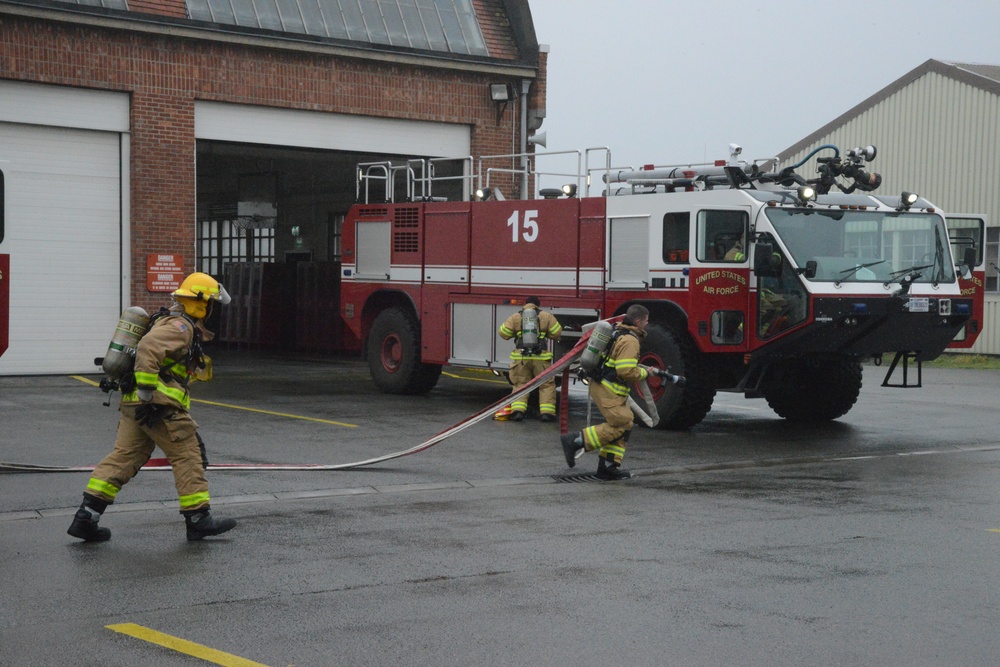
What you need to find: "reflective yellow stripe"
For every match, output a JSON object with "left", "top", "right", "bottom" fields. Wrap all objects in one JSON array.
[
  {"left": 510, "top": 352, "right": 554, "bottom": 361},
  {"left": 582, "top": 426, "right": 603, "bottom": 450},
  {"left": 134, "top": 371, "right": 159, "bottom": 386},
  {"left": 157, "top": 382, "right": 190, "bottom": 409},
  {"left": 600, "top": 443, "right": 626, "bottom": 459},
  {"left": 600, "top": 378, "right": 631, "bottom": 396},
  {"left": 499, "top": 325, "right": 515, "bottom": 337},
  {"left": 538, "top": 403, "right": 556, "bottom": 415},
  {"left": 86, "top": 478, "right": 121, "bottom": 499},
  {"left": 511, "top": 399, "right": 528, "bottom": 411},
  {"left": 549, "top": 322, "right": 563, "bottom": 335},
  {"left": 178, "top": 491, "right": 210, "bottom": 509},
  {"left": 162, "top": 356, "right": 187, "bottom": 378}
]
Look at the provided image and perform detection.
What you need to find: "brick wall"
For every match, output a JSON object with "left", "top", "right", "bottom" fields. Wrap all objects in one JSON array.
[
  {"left": 473, "top": 0, "right": 521, "bottom": 61},
  {"left": 0, "top": 15, "right": 539, "bottom": 310}
]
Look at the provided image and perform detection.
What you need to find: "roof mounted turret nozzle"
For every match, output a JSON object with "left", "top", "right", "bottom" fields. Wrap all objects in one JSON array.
[
  {"left": 814, "top": 143, "right": 881, "bottom": 194},
  {"left": 847, "top": 145, "right": 877, "bottom": 162}
]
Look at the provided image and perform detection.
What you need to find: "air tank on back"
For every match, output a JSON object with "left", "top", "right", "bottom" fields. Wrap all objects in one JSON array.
[{"left": 101, "top": 306, "right": 150, "bottom": 381}]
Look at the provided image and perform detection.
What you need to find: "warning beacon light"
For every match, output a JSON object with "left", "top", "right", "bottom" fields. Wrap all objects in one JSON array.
[
  {"left": 899, "top": 191, "right": 919, "bottom": 210},
  {"left": 796, "top": 185, "right": 817, "bottom": 205}
]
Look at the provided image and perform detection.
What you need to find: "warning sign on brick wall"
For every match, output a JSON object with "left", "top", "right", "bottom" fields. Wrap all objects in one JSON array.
[{"left": 147, "top": 254, "right": 184, "bottom": 292}]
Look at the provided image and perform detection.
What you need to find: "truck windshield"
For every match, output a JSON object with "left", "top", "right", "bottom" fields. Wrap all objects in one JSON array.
[{"left": 764, "top": 209, "right": 956, "bottom": 284}]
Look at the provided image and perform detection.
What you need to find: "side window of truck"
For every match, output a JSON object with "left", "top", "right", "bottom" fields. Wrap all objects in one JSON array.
[
  {"left": 696, "top": 209, "right": 748, "bottom": 262},
  {"left": 662, "top": 212, "right": 690, "bottom": 263}
]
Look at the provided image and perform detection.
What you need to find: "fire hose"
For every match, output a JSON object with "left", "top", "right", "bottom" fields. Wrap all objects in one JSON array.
[{"left": 0, "top": 323, "right": 685, "bottom": 474}]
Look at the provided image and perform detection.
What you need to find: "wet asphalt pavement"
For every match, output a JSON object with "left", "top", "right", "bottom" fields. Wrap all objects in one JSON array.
[{"left": 1, "top": 350, "right": 999, "bottom": 666}]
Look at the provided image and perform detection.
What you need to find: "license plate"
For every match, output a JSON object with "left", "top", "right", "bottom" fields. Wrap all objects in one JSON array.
[{"left": 907, "top": 298, "right": 929, "bottom": 312}]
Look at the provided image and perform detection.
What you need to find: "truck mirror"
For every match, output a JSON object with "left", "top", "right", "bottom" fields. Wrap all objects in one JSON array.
[
  {"left": 753, "top": 243, "right": 781, "bottom": 277},
  {"left": 804, "top": 260, "right": 817, "bottom": 279},
  {"left": 961, "top": 247, "right": 976, "bottom": 279}
]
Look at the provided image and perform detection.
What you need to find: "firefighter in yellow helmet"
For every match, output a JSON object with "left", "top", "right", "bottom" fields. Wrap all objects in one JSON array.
[
  {"left": 68, "top": 272, "right": 237, "bottom": 542},
  {"left": 496, "top": 296, "right": 563, "bottom": 422}
]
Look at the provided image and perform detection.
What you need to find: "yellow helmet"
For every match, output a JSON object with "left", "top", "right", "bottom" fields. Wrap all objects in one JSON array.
[{"left": 172, "top": 272, "right": 231, "bottom": 319}]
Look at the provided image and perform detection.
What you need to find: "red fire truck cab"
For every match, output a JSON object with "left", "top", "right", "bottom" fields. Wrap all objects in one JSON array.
[{"left": 339, "top": 145, "right": 985, "bottom": 429}]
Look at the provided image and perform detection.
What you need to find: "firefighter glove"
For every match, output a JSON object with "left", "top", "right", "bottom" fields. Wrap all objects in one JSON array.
[{"left": 135, "top": 403, "right": 168, "bottom": 428}]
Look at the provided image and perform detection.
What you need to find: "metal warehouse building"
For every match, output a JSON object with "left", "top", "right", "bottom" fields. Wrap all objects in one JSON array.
[
  {"left": 778, "top": 59, "right": 1000, "bottom": 355},
  {"left": 0, "top": 0, "right": 546, "bottom": 374}
]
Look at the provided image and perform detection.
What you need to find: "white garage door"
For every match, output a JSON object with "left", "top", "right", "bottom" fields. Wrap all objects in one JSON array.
[
  {"left": 0, "top": 83, "right": 129, "bottom": 375},
  {"left": 195, "top": 101, "right": 471, "bottom": 162}
]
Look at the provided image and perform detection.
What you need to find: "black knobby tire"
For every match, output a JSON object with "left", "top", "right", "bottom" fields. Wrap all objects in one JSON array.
[
  {"left": 367, "top": 307, "right": 442, "bottom": 395},
  {"left": 761, "top": 355, "right": 862, "bottom": 422},
  {"left": 637, "top": 325, "right": 716, "bottom": 430}
]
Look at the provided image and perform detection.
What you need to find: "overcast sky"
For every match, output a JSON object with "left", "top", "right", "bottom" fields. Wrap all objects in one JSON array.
[{"left": 529, "top": 1, "right": 1000, "bottom": 173}]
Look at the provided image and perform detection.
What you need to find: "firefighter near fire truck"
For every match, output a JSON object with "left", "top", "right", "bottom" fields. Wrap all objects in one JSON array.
[
  {"left": 342, "top": 142, "right": 983, "bottom": 432},
  {"left": 68, "top": 272, "right": 237, "bottom": 543},
  {"left": 561, "top": 305, "right": 688, "bottom": 480},
  {"left": 495, "top": 296, "right": 563, "bottom": 421},
  {"left": 561, "top": 305, "right": 640, "bottom": 479}
]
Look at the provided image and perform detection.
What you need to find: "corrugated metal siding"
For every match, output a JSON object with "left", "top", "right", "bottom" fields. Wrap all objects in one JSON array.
[
  {"left": 782, "top": 71, "right": 1000, "bottom": 355},
  {"left": 970, "top": 295, "right": 1000, "bottom": 355}
]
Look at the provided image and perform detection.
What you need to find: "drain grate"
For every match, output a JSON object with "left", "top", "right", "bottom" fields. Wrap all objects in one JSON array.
[{"left": 554, "top": 473, "right": 605, "bottom": 483}]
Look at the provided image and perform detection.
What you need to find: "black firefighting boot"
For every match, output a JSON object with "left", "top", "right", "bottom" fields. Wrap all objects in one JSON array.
[
  {"left": 596, "top": 454, "right": 631, "bottom": 481},
  {"left": 183, "top": 508, "right": 237, "bottom": 541},
  {"left": 560, "top": 432, "right": 585, "bottom": 468},
  {"left": 509, "top": 411, "right": 525, "bottom": 422},
  {"left": 67, "top": 495, "right": 111, "bottom": 542}
]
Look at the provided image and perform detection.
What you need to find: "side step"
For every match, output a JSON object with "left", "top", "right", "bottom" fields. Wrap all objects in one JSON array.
[{"left": 881, "top": 351, "right": 922, "bottom": 388}]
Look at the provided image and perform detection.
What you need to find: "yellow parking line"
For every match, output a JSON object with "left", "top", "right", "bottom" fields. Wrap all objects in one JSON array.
[
  {"left": 988, "top": 529, "right": 1000, "bottom": 533},
  {"left": 193, "top": 399, "right": 358, "bottom": 427},
  {"left": 70, "top": 376, "right": 357, "bottom": 428},
  {"left": 71, "top": 375, "right": 106, "bottom": 387},
  {"left": 106, "top": 623, "right": 271, "bottom": 667},
  {"left": 442, "top": 370, "right": 508, "bottom": 384}
]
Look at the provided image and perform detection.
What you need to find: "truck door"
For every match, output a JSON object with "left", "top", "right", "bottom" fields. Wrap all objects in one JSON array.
[
  {"left": 946, "top": 214, "right": 987, "bottom": 348},
  {"left": 687, "top": 208, "right": 751, "bottom": 351},
  {"left": 424, "top": 202, "right": 471, "bottom": 292},
  {"left": 354, "top": 219, "right": 391, "bottom": 280},
  {"left": 607, "top": 214, "right": 649, "bottom": 289}
]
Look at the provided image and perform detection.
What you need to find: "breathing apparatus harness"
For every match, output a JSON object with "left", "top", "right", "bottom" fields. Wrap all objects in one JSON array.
[
  {"left": 577, "top": 319, "right": 634, "bottom": 384},
  {"left": 515, "top": 305, "right": 543, "bottom": 356},
  {"left": 577, "top": 317, "right": 688, "bottom": 387},
  {"left": 99, "top": 306, "right": 207, "bottom": 404}
]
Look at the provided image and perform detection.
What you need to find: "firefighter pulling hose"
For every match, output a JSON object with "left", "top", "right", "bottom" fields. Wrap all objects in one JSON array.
[
  {"left": 5, "top": 315, "right": 682, "bottom": 480},
  {"left": 560, "top": 305, "right": 687, "bottom": 480}
]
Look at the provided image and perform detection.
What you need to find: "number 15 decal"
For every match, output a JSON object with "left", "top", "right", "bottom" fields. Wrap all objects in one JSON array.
[{"left": 507, "top": 210, "right": 539, "bottom": 242}]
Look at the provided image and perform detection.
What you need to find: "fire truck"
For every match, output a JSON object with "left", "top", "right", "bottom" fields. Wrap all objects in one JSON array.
[{"left": 339, "top": 144, "right": 985, "bottom": 429}]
